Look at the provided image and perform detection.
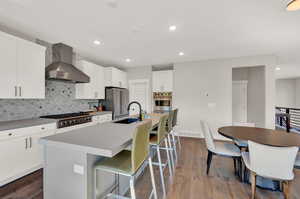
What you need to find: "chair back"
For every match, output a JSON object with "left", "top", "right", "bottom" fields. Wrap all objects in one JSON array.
[
  {"left": 157, "top": 114, "right": 169, "bottom": 143},
  {"left": 248, "top": 141, "right": 298, "bottom": 180},
  {"left": 172, "top": 109, "right": 178, "bottom": 127},
  {"left": 167, "top": 110, "right": 175, "bottom": 133},
  {"left": 131, "top": 120, "right": 152, "bottom": 173},
  {"left": 233, "top": 122, "right": 255, "bottom": 127},
  {"left": 200, "top": 120, "right": 215, "bottom": 151}
]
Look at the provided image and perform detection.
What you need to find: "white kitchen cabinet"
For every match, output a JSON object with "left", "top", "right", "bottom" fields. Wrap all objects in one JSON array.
[
  {"left": 105, "top": 67, "right": 128, "bottom": 88},
  {"left": 75, "top": 60, "right": 105, "bottom": 99},
  {"left": 0, "top": 30, "right": 46, "bottom": 99},
  {"left": 0, "top": 31, "right": 18, "bottom": 98},
  {"left": 0, "top": 123, "right": 56, "bottom": 186},
  {"left": 17, "top": 39, "right": 46, "bottom": 99},
  {"left": 152, "top": 70, "right": 173, "bottom": 92}
]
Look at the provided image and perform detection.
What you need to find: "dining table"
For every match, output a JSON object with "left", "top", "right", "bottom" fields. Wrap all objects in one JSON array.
[{"left": 218, "top": 126, "right": 300, "bottom": 191}]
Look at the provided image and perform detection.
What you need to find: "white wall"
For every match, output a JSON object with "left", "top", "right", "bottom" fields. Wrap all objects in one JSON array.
[
  {"left": 276, "top": 79, "right": 296, "bottom": 108},
  {"left": 173, "top": 55, "right": 276, "bottom": 139}
]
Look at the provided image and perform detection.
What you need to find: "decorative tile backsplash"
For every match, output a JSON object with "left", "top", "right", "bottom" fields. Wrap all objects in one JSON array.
[{"left": 0, "top": 81, "right": 98, "bottom": 121}]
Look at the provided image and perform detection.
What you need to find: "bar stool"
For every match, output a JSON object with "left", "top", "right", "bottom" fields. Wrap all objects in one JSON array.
[
  {"left": 94, "top": 121, "right": 157, "bottom": 199},
  {"left": 171, "top": 109, "right": 181, "bottom": 150},
  {"left": 166, "top": 110, "right": 177, "bottom": 165},
  {"left": 149, "top": 114, "right": 173, "bottom": 198}
]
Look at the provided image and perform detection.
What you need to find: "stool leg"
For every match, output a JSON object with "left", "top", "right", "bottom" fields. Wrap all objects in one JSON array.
[
  {"left": 165, "top": 138, "right": 174, "bottom": 176},
  {"left": 94, "top": 169, "right": 97, "bottom": 199},
  {"left": 171, "top": 132, "right": 178, "bottom": 163},
  {"left": 157, "top": 146, "right": 167, "bottom": 197},
  {"left": 148, "top": 157, "right": 158, "bottom": 199},
  {"left": 130, "top": 176, "right": 136, "bottom": 199},
  {"left": 167, "top": 134, "right": 175, "bottom": 172}
]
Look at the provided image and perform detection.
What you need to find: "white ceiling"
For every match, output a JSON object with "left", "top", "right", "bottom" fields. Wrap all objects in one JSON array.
[{"left": 0, "top": 0, "right": 300, "bottom": 77}]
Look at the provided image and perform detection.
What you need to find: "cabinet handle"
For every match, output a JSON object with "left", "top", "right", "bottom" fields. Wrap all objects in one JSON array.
[
  {"left": 25, "top": 138, "right": 28, "bottom": 149},
  {"left": 14, "top": 86, "right": 17, "bottom": 97},
  {"left": 19, "top": 87, "right": 21, "bottom": 97},
  {"left": 29, "top": 137, "right": 32, "bottom": 148}
]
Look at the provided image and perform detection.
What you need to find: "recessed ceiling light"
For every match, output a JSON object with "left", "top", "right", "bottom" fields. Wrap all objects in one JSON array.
[
  {"left": 276, "top": 67, "right": 281, "bottom": 71},
  {"left": 93, "top": 40, "right": 101, "bottom": 45},
  {"left": 169, "top": 25, "right": 177, "bottom": 32},
  {"left": 287, "top": 0, "right": 300, "bottom": 11},
  {"left": 125, "top": 58, "right": 131, "bottom": 63},
  {"left": 179, "top": 52, "right": 184, "bottom": 56}
]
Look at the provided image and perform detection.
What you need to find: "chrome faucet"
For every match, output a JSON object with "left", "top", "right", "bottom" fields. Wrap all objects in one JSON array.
[{"left": 127, "top": 101, "right": 142, "bottom": 121}]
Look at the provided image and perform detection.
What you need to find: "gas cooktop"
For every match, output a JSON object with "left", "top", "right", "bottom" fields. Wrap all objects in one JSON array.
[{"left": 40, "top": 112, "right": 92, "bottom": 128}]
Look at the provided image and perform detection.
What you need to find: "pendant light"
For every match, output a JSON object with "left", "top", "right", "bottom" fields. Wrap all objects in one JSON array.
[{"left": 287, "top": 0, "right": 300, "bottom": 11}]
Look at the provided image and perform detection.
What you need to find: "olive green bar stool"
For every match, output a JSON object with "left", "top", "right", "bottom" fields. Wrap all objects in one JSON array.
[
  {"left": 94, "top": 121, "right": 158, "bottom": 199},
  {"left": 167, "top": 110, "right": 178, "bottom": 165},
  {"left": 171, "top": 109, "right": 181, "bottom": 151},
  {"left": 149, "top": 114, "right": 174, "bottom": 197}
]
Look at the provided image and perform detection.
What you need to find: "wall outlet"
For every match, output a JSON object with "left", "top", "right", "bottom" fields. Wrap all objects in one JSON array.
[{"left": 73, "top": 164, "right": 84, "bottom": 175}]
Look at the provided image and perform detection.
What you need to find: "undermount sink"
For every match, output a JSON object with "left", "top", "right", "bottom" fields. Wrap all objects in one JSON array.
[{"left": 114, "top": 118, "right": 139, "bottom": 124}]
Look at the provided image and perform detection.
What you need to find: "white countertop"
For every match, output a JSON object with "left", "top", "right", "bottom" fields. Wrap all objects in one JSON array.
[
  {"left": 40, "top": 121, "right": 140, "bottom": 157},
  {"left": 0, "top": 118, "right": 57, "bottom": 132}
]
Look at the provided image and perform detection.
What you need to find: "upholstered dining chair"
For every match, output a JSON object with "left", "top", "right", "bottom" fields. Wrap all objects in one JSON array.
[
  {"left": 200, "top": 120, "right": 241, "bottom": 175},
  {"left": 242, "top": 141, "right": 298, "bottom": 199},
  {"left": 232, "top": 122, "right": 255, "bottom": 149}
]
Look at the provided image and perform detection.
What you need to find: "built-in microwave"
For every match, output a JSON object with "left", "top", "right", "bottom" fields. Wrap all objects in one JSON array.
[{"left": 153, "top": 92, "right": 172, "bottom": 112}]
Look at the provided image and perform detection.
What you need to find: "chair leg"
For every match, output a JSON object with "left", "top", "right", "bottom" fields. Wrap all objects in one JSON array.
[
  {"left": 206, "top": 151, "right": 213, "bottom": 175},
  {"left": 283, "top": 181, "right": 291, "bottom": 199},
  {"left": 94, "top": 169, "right": 97, "bottom": 199},
  {"left": 148, "top": 157, "right": 158, "bottom": 199},
  {"left": 157, "top": 146, "right": 167, "bottom": 197},
  {"left": 130, "top": 176, "right": 136, "bottom": 199},
  {"left": 251, "top": 172, "right": 256, "bottom": 199},
  {"left": 165, "top": 138, "right": 174, "bottom": 176},
  {"left": 167, "top": 134, "right": 175, "bottom": 171},
  {"left": 171, "top": 132, "right": 178, "bottom": 163},
  {"left": 233, "top": 158, "right": 237, "bottom": 175},
  {"left": 177, "top": 135, "right": 182, "bottom": 150}
]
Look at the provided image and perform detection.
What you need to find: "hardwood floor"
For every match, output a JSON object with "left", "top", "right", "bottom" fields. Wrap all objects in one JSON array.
[{"left": 1, "top": 137, "right": 300, "bottom": 199}]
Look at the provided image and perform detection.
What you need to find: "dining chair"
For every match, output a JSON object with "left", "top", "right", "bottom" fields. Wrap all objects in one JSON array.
[
  {"left": 232, "top": 122, "right": 255, "bottom": 149},
  {"left": 242, "top": 141, "right": 298, "bottom": 199},
  {"left": 93, "top": 121, "right": 158, "bottom": 199},
  {"left": 167, "top": 110, "right": 177, "bottom": 165},
  {"left": 295, "top": 152, "right": 300, "bottom": 169},
  {"left": 200, "top": 120, "right": 241, "bottom": 176}
]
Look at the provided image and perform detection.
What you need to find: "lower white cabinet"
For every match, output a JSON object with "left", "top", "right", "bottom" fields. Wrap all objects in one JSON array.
[{"left": 0, "top": 123, "right": 56, "bottom": 186}]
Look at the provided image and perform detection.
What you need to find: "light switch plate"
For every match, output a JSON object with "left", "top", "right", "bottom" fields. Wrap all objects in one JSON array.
[{"left": 73, "top": 164, "right": 84, "bottom": 175}]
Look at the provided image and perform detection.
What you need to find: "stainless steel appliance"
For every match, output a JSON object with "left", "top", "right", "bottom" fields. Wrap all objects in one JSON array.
[
  {"left": 46, "top": 43, "right": 90, "bottom": 83},
  {"left": 153, "top": 92, "right": 172, "bottom": 112},
  {"left": 104, "top": 87, "right": 129, "bottom": 120},
  {"left": 40, "top": 112, "right": 92, "bottom": 128}
]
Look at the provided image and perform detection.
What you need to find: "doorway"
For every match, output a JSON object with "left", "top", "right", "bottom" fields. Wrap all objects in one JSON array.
[
  {"left": 232, "top": 81, "right": 248, "bottom": 123},
  {"left": 128, "top": 79, "right": 150, "bottom": 115}
]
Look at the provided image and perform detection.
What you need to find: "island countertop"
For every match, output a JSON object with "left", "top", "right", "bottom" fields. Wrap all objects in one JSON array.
[{"left": 40, "top": 113, "right": 164, "bottom": 157}]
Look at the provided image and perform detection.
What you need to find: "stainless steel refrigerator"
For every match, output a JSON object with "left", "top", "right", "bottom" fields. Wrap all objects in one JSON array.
[{"left": 104, "top": 87, "right": 129, "bottom": 120}]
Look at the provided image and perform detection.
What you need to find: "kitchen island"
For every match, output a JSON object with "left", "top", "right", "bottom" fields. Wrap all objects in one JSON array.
[{"left": 40, "top": 113, "right": 163, "bottom": 199}]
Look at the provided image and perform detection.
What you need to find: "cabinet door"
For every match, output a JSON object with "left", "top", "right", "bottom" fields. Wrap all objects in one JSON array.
[
  {"left": 17, "top": 39, "right": 46, "bottom": 99},
  {"left": 95, "top": 65, "right": 105, "bottom": 99},
  {"left": 75, "top": 61, "right": 95, "bottom": 99},
  {"left": 0, "top": 31, "right": 18, "bottom": 98},
  {"left": 0, "top": 137, "right": 29, "bottom": 185}
]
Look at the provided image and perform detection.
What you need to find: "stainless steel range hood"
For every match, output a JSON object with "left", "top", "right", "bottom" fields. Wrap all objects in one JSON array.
[{"left": 46, "top": 43, "right": 90, "bottom": 83}]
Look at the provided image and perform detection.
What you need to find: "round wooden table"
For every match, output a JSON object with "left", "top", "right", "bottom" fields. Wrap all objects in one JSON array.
[
  {"left": 218, "top": 126, "right": 300, "bottom": 191},
  {"left": 218, "top": 126, "right": 300, "bottom": 147}
]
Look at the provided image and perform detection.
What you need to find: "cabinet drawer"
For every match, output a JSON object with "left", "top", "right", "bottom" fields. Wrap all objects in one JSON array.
[{"left": 0, "top": 123, "right": 57, "bottom": 141}]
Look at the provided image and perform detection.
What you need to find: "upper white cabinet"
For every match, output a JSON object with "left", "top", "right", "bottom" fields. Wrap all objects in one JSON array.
[
  {"left": 105, "top": 67, "right": 128, "bottom": 88},
  {"left": 0, "top": 31, "right": 46, "bottom": 99},
  {"left": 152, "top": 70, "right": 173, "bottom": 92},
  {"left": 75, "top": 60, "right": 105, "bottom": 99}
]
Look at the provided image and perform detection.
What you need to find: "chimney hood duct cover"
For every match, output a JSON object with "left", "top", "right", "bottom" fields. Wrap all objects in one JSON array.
[{"left": 46, "top": 43, "right": 90, "bottom": 83}]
